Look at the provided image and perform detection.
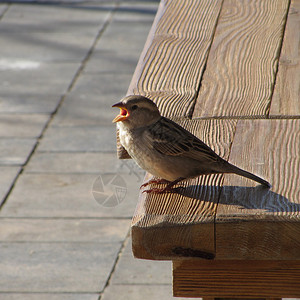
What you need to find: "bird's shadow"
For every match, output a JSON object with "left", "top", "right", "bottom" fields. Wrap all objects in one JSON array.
[{"left": 171, "top": 184, "right": 299, "bottom": 213}]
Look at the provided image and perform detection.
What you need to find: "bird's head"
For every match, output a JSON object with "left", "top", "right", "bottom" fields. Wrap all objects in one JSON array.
[{"left": 112, "top": 95, "right": 161, "bottom": 129}]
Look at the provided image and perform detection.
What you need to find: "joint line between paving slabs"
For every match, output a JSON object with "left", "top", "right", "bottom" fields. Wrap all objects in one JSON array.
[
  {"left": 98, "top": 230, "right": 130, "bottom": 300},
  {"left": 66, "top": 3, "right": 120, "bottom": 92},
  {"left": 0, "top": 3, "right": 10, "bottom": 20},
  {"left": 0, "top": 4, "right": 119, "bottom": 211}
]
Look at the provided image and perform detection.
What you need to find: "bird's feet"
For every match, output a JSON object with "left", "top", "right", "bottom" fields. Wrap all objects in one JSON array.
[
  {"left": 142, "top": 186, "right": 183, "bottom": 194},
  {"left": 140, "top": 178, "right": 170, "bottom": 189},
  {"left": 141, "top": 178, "right": 184, "bottom": 194}
]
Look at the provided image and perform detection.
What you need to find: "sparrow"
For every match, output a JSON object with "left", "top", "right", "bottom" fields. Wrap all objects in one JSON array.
[{"left": 112, "top": 95, "right": 271, "bottom": 193}]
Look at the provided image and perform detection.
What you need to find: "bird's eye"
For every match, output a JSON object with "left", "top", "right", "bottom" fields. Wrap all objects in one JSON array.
[{"left": 131, "top": 105, "right": 138, "bottom": 110}]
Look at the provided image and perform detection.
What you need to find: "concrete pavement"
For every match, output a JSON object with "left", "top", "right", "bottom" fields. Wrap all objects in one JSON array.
[{"left": 0, "top": 1, "right": 198, "bottom": 299}]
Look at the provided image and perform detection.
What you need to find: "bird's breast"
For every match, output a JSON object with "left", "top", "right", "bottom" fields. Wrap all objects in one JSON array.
[{"left": 118, "top": 125, "right": 188, "bottom": 181}]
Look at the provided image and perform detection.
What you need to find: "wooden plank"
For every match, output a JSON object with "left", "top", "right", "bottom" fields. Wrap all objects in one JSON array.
[
  {"left": 193, "top": 0, "right": 290, "bottom": 118},
  {"left": 202, "top": 297, "right": 282, "bottom": 300},
  {"left": 202, "top": 298, "right": 282, "bottom": 300},
  {"left": 127, "top": 0, "right": 223, "bottom": 118},
  {"left": 118, "top": 0, "right": 223, "bottom": 158},
  {"left": 173, "top": 260, "right": 300, "bottom": 298},
  {"left": 215, "top": 119, "right": 300, "bottom": 259},
  {"left": 270, "top": 0, "right": 300, "bottom": 116},
  {"left": 131, "top": 118, "right": 237, "bottom": 260}
]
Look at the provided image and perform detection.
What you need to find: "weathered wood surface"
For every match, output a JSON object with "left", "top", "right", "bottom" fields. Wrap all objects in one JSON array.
[
  {"left": 173, "top": 260, "right": 300, "bottom": 298},
  {"left": 216, "top": 119, "right": 300, "bottom": 260},
  {"left": 122, "top": 0, "right": 300, "bottom": 297},
  {"left": 193, "top": 0, "right": 290, "bottom": 118},
  {"left": 270, "top": 0, "right": 300, "bottom": 116},
  {"left": 132, "top": 118, "right": 237, "bottom": 260},
  {"left": 129, "top": 0, "right": 299, "bottom": 262},
  {"left": 118, "top": 0, "right": 223, "bottom": 159},
  {"left": 127, "top": 0, "right": 223, "bottom": 118}
]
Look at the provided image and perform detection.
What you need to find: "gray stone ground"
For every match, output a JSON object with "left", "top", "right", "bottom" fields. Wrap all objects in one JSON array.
[{"left": 0, "top": 1, "right": 199, "bottom": 299}]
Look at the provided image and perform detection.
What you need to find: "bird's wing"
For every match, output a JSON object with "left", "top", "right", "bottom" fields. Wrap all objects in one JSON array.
[{"left": 144, "top": 117, "right": 220, "bottom": 163}]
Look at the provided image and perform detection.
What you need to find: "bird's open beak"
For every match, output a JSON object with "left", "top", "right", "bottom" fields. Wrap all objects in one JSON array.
[{"left": 112, "top": 102, "right": 129, "bottom": 123}]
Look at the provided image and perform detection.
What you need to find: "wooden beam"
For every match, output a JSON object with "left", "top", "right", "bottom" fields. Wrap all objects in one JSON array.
[
  {"left": 131, "top": 119, "right": 237, "bottom": 260},
  {"left": 215, "top": 119, "right": 300, "bottom": 259},
  {"left": 127, "top": 0, "right": 223, "bottom": 118},
  {"left": 270, "top": 0, "right": 300, "bottom": 116},
  {"left": 193, "top": 0, "right": 290, "bottom": 118},
  {"left": 173, "top": 260, "right": 300, "bottom": 298},
  {"left": 118, "top": 0, "right": 223, "bottom": 158}
]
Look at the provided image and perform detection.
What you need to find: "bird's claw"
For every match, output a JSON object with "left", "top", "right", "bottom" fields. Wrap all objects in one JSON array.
[
  {"left": 141, "top": 177, "right": 185, "bottom": 194},
  {"left": 142, "top": 186, "right": 183, "bottom": 194},
  {"left": 140, "top": 178, "right": 170, "bottom": 189}
]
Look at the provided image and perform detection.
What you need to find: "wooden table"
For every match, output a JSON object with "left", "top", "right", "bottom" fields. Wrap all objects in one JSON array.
[{"left": 117, "top": 0, "right": 300, "bottom": 298}]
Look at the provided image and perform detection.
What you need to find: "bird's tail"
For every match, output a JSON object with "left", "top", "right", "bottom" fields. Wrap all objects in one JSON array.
[{"left": 226, "top": 163, "right": 271, "bottom": 188}]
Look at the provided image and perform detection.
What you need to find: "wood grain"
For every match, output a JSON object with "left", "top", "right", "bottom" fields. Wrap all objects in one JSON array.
[
  {"left": 126, "top": 1, "right": 300, "bottom": 297},
  {"left": 127, "top": 0, "right": 223, "bottom": 118},
  {"left": 193, "top": 0, "right": 290, "bottom": 118},
  {"left": 270, "top": 0, "right": 300, "bottom": 116},
  {"left": 215, "top": 119, "right": 300, "bottom": 259},
  {"left": 173, "top": 260, "right": 300, "bottom": 298},
  {"left": 125, "top": 0, "right": 300, "bottom": 297},
  {"left": 118, "top": 0, "right": 223, "bottom": 158},
  {"left": 131, "top": 118, "right": 237, "bottom": 260}
]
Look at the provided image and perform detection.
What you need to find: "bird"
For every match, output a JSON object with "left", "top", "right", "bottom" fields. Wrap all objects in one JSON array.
[{"left": 112, "top": 95, "right": 271, "bottom": 193}]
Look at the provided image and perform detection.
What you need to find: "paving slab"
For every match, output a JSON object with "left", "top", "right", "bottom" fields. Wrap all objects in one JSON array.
[
  {"left": 101, "top": 284, "right": 199, "bottom": 300},
  {"left": 0, "top": 63, "right": 80, "bottom": 94},
  {"left": 0, "top": 34, "right": 94, "bottom": 62},
  {"left": 0, "top": 114, "right": 49, "bottom": 138},
  {"left": 0, "top": 294, "right": 99, "bottom": 300},
  {"left": 63, "top": 73, "right": 132, "bottom": 99},
  {"left": 94, "top": 19, "right": 153, "bottom": 55},
  {"left": 1, "top": 3, "right": 113, "bottom": 33},
  {"left": 84, "top": 50, "right": 141, "bottom": 74},
  {"left": 0, "top": 4, "right": 8, "bottom": 17},
  {"left": 0, "top": 218, "right": 130, "bottom": 243},
  {"left": 0, "top": 242, "right": 121, "bottom": 292},
  {"left": 0, "top": 166, "right": 20, "bottom": 206},
  {"left": 0, "top": 1, "right": 164, "bottom": 299},
  {"left": 1, "top": 173, "right": 141, "bottom": 218},
  {"left": 84, "top": 2, "right": 157, "bottom": 74},
  {"left": 51, "top": 95, "right": 119, "bottom": 126},
  {"left": 51, "top": 73, "right": 133, "bottom": 126},
  {"left": 0, "top": 94, "right": 61, "bottom": 114},
  {"left": 0, "top": 138, "right": 36, "bottom": 165},
  {"left": 25, "top": 152, "right": 143, "bottom": 177},
  {"left": 0, "top": 4, "right": 113, "bottom": 62},
  {"left": 111, "top": 238, "right": 172, "bottom": 285},
  {"left": 37, "top": 125, "right": 116, "bottom": 152},
  {"left": 115, "top": 2, "right": 159, "bottom": 22}
]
